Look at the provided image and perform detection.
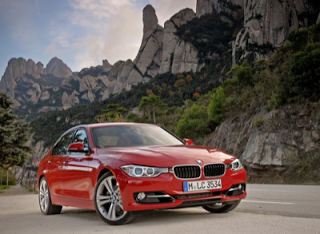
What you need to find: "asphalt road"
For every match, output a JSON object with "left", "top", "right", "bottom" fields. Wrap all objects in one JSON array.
[{"left": 0, "top": 184, "right": 319, "bottom": 234}]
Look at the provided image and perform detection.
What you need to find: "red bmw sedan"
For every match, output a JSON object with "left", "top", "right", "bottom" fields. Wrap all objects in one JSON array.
[{"left": 37, "top": 123, "right": 246, "bottom": 225}]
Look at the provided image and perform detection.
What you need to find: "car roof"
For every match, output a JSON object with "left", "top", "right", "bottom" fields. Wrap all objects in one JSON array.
[{"left": 79, "top": 122, "right": 159, "bottom": 129}]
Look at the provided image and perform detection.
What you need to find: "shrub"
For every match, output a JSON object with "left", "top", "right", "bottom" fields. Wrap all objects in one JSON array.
[
  {"left": 176, "top": 104, "right": 211, "bottom": 140},
  {"left": 291, "top": 43, "right": 320, "bottom": 100},
  {"left": 208, "top": 87, "right": 227, "bottom": 125},
  {"left": 253, "top": 117, "right": 265, "bottom": 128}
]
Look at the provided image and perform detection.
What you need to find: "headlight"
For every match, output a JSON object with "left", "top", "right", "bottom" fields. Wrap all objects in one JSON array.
[
  {"left": 121, "top": 165, "right": 169, "bottom": 177},
  {"left": 227, "top": 159, "right": 243, "bottom": 171}
]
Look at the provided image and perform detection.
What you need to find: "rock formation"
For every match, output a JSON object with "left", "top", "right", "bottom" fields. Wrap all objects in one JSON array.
[
  {"left": 1, "top": 1, "right": 318, "bottom": 119},
  {"left": 46, "top": 57, "right": 73, "bottom": 78},
  {"left": 196, "top": 0, "right": 244, "bottom": 18},
  {"left": 235, "top": 0, "right": 314, "bottom": 61},
  {"left": 127, "top": 5, "right": 163, "bottom": 87},
  {"left": 0, "top": 4, "right": 202, "bottom": 114},
  {"left": 159, "top": 8, "right": 199, "bottom": 74},
  {"left": 207, "top": 104, "right": 320, "bottom": 175},
  {"left": 0, "top": 58, "right": 44, "bottom": 99}
]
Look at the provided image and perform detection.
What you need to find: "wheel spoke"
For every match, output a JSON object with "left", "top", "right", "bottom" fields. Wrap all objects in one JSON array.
[
  {"left": 40, "top": 197, "right": 45, "bottom": 210},
  {"left": 107, "top": 203, "right": 117, "bottom": 220},
  {"left": 39, "top": 180, "right": 49, "bottom": 211},
  {"left": 117, "top": 201, "right": 124, "bottom": 211},
  {"left": 97, "top": 194, "right": 111, "bottom": 207},
  {"left": 103, "top": 178, "right": 114, "bottom": 194}
]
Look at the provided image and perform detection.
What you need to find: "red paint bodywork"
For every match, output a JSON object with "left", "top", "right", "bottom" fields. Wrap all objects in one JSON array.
[{"left": 37, "top": 123, "right": 247, "bottom": 212}]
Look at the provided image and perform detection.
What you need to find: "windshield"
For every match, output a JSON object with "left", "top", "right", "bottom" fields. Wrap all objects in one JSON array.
[{"left": 91, "top": 125, "right": 184, "bottom": 148}]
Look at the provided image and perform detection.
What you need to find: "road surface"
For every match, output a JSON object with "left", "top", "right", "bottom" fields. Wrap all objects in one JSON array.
[{"left": 0, "top": 184, "right": 319, "bottom": 234}]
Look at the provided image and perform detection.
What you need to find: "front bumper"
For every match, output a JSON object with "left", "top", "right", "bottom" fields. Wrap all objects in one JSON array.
[{"left": 118, "top": 168, "right": 247, "bottom": 211}]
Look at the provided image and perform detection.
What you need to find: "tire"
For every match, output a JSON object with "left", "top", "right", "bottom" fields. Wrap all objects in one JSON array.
[
  {"left": 202, "top": 200, "right": 240, "bottom": 213},
  {"left": 38, "top": 177, "right": 62, "bottom": 215},
  {"left": 94, "top": 172, "right": 137, "bottom": 225}
]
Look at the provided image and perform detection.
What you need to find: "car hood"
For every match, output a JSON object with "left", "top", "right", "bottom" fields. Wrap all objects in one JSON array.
[{"left": 96, "top": 145, "right": 236, "bottom": 167}]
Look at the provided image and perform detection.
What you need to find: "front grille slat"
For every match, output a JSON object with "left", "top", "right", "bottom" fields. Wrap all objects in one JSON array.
[
  {"left": 174, "top": 165, "right": 200, "bottom": 179},
  {"left": 204, "top": 164, "right": 225, "bottom": 177},
  {"left": 173, "top": 164, "right": 225, "bottom": 179}
]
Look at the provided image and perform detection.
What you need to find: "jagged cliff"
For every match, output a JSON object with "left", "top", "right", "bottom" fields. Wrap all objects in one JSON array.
[
  {"left": 159, "top": 8, "right": 200, "bottom": 74},
  {"left": 235, "top": 0, "right": 315, "bottom": 61},
  {"left": 207, "top": 104, "right": 320, "bottom": 176}
]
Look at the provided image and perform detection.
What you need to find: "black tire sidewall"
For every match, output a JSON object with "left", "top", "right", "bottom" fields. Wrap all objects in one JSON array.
[{"left": 202, "top": 200, "right": 240, "bottom": 213}]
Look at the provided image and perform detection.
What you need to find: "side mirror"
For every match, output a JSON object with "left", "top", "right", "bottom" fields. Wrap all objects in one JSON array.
[
  {"left": 183, "top": 139, "right": 194, "bottom": 145},
  {"left": 68, "top": 142, "right": 88, "bottom": 153}
]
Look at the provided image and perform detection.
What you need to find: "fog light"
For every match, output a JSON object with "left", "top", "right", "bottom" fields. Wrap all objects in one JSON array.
[
  {"left": 137, "top": 192, "right": 146, "bottom": 201},
  {"left": 238, "top": 184, "right": 242, "bottom": 190}
]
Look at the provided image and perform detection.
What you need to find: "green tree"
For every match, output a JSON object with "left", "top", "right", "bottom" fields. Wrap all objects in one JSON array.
[
  {"left": 95, "top": 104, "right": 128, "bottom": 123},
  {"left": 176, "top": 103, "right": 211, "bottom": 140},
  {"left": 228, "top": 62, "right": 253, "bottom": 88},
  {"left": 0, "top": 93, "right": 32, "bottom": 185},
  {"left": 208, "top": 87, "right": 227, "bottom": 125},
  {"left": 139, "top": 94, "right": 167, "bottom": 123}
]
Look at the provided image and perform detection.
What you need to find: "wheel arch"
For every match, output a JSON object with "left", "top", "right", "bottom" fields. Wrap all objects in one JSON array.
[
  {"left": 97, "top": 168, "right": 112, "bottom": 181},
  {"left": 38, "top": 174, "right": 46, "bottom": 190}
]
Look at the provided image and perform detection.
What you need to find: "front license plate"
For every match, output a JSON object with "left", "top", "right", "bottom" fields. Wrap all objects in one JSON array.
[{"left": 183, "top": 179, "right": 222, "bottom": 192}]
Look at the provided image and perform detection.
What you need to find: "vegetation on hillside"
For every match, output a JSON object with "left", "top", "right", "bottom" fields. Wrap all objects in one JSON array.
[
  {"left": 0, "top": 93, "right": 32, "bottom": 185},
  {"left": 175, "top": 10, "right": 242, "bottom": 63},
  {"left": 31, "top": 23, "right": 320, "bottom": 148}
]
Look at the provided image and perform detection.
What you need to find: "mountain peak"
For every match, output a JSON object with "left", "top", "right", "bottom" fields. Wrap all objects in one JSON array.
[
  {"left": 143, "top": 4, "right": 158, "bottom": 34},
  {"left": 46, "top": 57, "right": 72, "bottom": 78}
]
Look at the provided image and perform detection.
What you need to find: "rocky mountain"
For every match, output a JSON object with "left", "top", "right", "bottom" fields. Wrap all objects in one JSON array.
[
  {"left": 1, "top": 1, "right": 317, "bottom": 119},
  {"left": 235, "top": 0, "right": 316, "bottom": 61},
  {"left": 159, "top": 8, "right": 200, "bottom": 74},
  {"left": 126, "top": 5, "right": 163, "bottom": 87},
  {"left": 0, "top": 4, "right": 204, "bottom": 118},
  {"left": 196, "top": 0, "right": 244, "bottom": 19}
]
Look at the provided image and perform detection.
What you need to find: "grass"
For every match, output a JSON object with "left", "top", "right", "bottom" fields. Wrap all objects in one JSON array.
[{"left": 0, "top": 185, "right": 11, "bottom": 190}]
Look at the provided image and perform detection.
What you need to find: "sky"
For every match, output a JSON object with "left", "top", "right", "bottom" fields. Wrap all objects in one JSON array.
[{"left": 0, "top": 0, "right": 196, "bottom": 80}]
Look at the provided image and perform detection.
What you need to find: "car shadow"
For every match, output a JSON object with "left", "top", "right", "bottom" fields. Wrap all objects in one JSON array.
[{"left": 57, "top": 207, "right": 236, "bottom": 225}]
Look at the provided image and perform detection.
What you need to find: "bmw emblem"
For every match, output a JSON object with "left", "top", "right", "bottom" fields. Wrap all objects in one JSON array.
[{"left": 196, "top": 159, "right": 203, "bottom": 164}]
